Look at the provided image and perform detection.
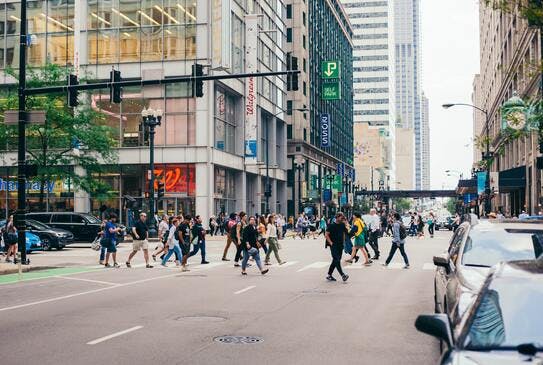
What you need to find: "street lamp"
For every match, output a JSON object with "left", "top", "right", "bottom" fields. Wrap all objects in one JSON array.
[
  {"left": 442, "top": 103, "right": 491, "bottom": 216},
  {"left": 294, "top": 158, "right": 305, "bottom": 215},
  {"left": 141, "top": 107, "right": 162, "bottom": 237}
]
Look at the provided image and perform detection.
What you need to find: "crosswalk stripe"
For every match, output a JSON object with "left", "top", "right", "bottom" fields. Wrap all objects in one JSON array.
[
  {"left": 297, "top": 262, "right": 329, "bottom": 272},
  {"left": 269, "top": 261, "right": 299, "bottom": 268},
  {"left": 192, "top": 262, "right": 227, "bottom": 270},
  {"left": 385, "top": 263, "right": 404, "bottom": 269},
  {"left": 422, "top": 263, "right": 435, "bottom": 270}
]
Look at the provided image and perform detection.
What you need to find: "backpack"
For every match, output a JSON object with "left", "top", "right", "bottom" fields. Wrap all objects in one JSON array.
[{"left": 399, "top": 223, "right": 407, "bottom": 240}]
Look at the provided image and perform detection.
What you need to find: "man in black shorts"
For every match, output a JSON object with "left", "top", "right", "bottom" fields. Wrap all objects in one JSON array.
[
  {"left": 325, "top": 212, "right": 349, "bottom": 282},
  {"left": 177, "top": 215, "right": 192, "bottom": 271}
]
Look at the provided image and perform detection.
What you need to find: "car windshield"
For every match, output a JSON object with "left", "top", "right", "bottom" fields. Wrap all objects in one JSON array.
[
  {"left": 464, "top": 277, "right": 543, "bottom": 350},
  {"left": 461, "top": 230, "right": 540, "bottom": 267},
  {"left": 27, "top": 219, "right": 51, "bottom": 230},
  {"left": 83, "top": 214, "right": 101, "bottom": 224}
]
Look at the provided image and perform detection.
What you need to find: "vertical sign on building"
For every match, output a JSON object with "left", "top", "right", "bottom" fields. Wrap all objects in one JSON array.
[
  {"left": 320, "top": 113, "right": 331, "bottom": 147},
  {"left": 211, "top": 0, "right": 231, "bottom": 70},
  {"left": 477, "top": 172, "right": 487, "bottom": 195},
  {"left": 244, "top": 14, "right": 259, "bottom": 164}
]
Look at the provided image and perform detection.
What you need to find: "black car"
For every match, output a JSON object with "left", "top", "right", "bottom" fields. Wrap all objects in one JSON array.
[
  {"left": 433, "top": 219, "right": 543, "bottom": 326},
  {"left": 25, "top": 219, "right": 74, "bottom": 250},
  {"left": 416, "top": 259, "right": 543, "bottom": 364},
  {"left": 27, "top": 212, "right": 105, "bottom": 242}
]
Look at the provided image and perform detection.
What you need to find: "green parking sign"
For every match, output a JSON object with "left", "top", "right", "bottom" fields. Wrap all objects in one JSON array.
[
  {"left": 322, "top": 82, "right": 341, "bottom": 100},
  {"left": 322, "top": 61, "right": 340, "bottom": 79}
]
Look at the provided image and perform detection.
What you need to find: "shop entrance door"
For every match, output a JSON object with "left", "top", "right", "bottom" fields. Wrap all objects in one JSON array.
[{"left": 158, "top": 198, "right": 195, "bottom": 218}]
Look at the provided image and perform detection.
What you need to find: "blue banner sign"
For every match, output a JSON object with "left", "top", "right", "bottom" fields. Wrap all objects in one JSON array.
[
  {"left": 477, "top": 172, "right": 487, "bottom": 195},
  {"left": 320, "top": 113, "right": 331, "bottom": 147}
]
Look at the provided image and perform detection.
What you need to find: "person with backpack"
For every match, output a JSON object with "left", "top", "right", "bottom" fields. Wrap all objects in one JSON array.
[
  {"left": 346, "top": 212, "right": 372, "bottom": 265},
  {"left": 222, "top": 213, "right": 238, "bottom": 261},
  {"left": 233, "top": 212, "right": 247, "bottom": 267},
  {"left": 188, "top": 215, "right": 209, "bottom": 264},
  {"left": 4, "top": 215, "right": 18, "bottom": 263},
  {"left": 325, "top": 212, "right": 349, "bottom": 282},
  {"left": 383, "top": 212, "right": 410, "bottom": 269},
  {"left": 176, "top": 215, "right": 191, "bottom": 271},
  {"left": 152, "top": 215, "right": 170, "bottom": 261}
]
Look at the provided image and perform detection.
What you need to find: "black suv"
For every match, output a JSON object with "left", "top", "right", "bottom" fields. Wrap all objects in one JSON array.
[
  {"left": 27, "top": 212, "right": 104, "bottom": 243},
  {"left": 25, "top": 219, "right": 74, "bottom": 250}
]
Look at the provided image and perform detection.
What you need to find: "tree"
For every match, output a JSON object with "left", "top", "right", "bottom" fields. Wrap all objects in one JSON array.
[
  {"left": 392, "top": 197, "right": 412, "bottom": 213},
  {"left": 484, "top": 1, "right": 543, "bottom": 27},
  {"left": 446, "top": 198, "right": 458, "bottom": 215},
  {"left": 0, "top": 63, "right": 118, "bottom": 208}
]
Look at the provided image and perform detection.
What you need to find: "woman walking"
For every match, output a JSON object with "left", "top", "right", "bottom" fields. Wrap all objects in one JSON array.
[
  {"left": 241, "top": 216, "right": 269, "bottom": 276},
  {"left": 258, "top": 215, "right": 268, "bottom": 254},
  {"left": 383, "top": 213, "right": 410, "bottom": 269},
  {"left": 265, "top": 215, "right": 284, "bottom": 265},
  {"left": 4, "top": 215, "right": 18, "bottom": 263},
  {"left": 346, "top": 213, "right": 372, "bottom": 265},
  {"left": 161, "top": 218, "right": 183, "bottom": 268},
  {"left": 427, "top": 212, "right": 435, "bottom": 238}
]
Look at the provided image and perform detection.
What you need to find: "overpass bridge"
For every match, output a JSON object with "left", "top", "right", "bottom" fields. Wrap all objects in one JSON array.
[{"left": 354, "top": 190, "right": 457, "bottom": 199}]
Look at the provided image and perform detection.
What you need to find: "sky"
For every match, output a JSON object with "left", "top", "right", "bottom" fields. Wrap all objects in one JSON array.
[{"left": 421, "top": 0, "right": 480, "bottom": 189}]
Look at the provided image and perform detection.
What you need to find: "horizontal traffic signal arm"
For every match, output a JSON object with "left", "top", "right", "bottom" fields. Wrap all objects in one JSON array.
[{"left": 23, "top": 70, "right": 301, "bottom": 96}]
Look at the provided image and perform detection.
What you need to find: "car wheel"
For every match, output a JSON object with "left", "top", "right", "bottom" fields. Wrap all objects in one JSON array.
[
  {"left": 42, "top": 239, "right": 52, "bottom": 251},
  {"left": 57, "top": 246, "right": 64, "bottom": 251}
]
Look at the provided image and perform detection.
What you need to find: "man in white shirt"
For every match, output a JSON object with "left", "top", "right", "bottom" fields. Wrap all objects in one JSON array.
[{"left": 367, "top": 208, "right": 381, "bottom": 260}]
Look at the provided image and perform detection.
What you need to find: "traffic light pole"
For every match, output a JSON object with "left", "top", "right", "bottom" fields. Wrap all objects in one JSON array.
[
  {"left": 17, "top": 0, "right": 28, "bottom": 265},
  {"left": 142, "top": 111, "right": 162, "bottom": 237}
]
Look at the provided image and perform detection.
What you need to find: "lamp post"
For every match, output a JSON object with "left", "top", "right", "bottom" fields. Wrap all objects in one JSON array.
[
  {"left": 325, "top": 173, "right": 335, "bottom": 217},
  {"left": 141, "top": 107, "right": 162, "bottom": 237},
  {"left": 294, "top": 159, "right": 305, "bottom": 215},
  {"left": 443, "top": 103, "right": 491, "bottom": 216}
]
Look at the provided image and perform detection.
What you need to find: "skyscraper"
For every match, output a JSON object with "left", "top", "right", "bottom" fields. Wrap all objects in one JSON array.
[
  {"left": 394, "top": 0, "right": 423, "bottom": 189},
  {"left": 343, "top": 0, "right": 396, "bottom": 190},
  {"left": 421, "top": 93, "right": 430, "bottom": 189}
]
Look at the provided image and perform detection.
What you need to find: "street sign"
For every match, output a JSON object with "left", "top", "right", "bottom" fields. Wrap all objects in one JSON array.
[
  {"left": 323, "top": 189, "right": 332, "bottom": 202},
  {"left": 320, "top": 113, "right": 331, "bottom": 147},
  {"left": 4, "top": 110, "right": 46, "bottom": 125},
  {"left": 322, "top": 82, "right": 341, "bottom": 100},
  {"left": 322, "top": 61, "right": 340, "bottom": 79}
]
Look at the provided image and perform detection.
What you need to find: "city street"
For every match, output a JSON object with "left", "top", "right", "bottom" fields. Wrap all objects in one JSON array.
[{"left": 0, "top": 230, "right": 451, "bottom": 365}]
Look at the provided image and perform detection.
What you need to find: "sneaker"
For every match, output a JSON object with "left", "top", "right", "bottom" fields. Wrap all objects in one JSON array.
[
  {"left": 222, "top": 258, "right": 230, "bottom": 261},
  {"left": 342, "top": 274, "right": 349, "bottom": 282},
  {"left": 99, "top": 260, "right": 104, "bottom": 265},
  {"left": 242, "top": 272, "right": 248, "bottom": 276},
  {"left": 182, "top": 266, "right": 190, "bottom": 272},
  {"left": 265, "top": 262, "right": 272, "bottom": 266},
  {"left": 113, "top": 263, "right": 120, "bottom": 268},
  {"left": 382, "top": 263, "right": 388, "bottom": 267},
  {"left": 403, "top": 264, "right": 410, "bottom": 269},
  {"left": 234, "top": 263, "right": 240, "bottom": 267},
  {"left": 161, "top": 263, "right": 167, "bottom": 268},
  {"left": 364, "top": 261, "right": 372, "bottom": 266},
  {"left": 5, "top": 258, "right": 12, "bottom": 263},
  {"left": 146, "top": 264, "right": 153, "bottom": 268},
  {"left": 345, "top": 259, "right": 353, "bottom": 264},
  {"left": 354, "top": 256, "right": 360, "bottom": 263},
  {"left": 261, "top": 269, "right": 269, "bottom": 275},
  {"left": 372, "top": 255, "right": 380, "bottom": 260},
  {"left": 125, "top": 262, "right": 131, "bottom": 268},
  {"left": 326, "top": 275, "right": 337, "bottom": 282},
  {"left": 201, "top": 261, "right": 210, "bottom": 264},
  {"left": 152, "top": 255, "right": 157, "bottom": 262},
  {"left": 104, "top": 263, "right": 111, "bottom": 268}
]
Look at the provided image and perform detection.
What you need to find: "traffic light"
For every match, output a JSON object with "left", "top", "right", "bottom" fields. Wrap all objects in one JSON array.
[
  {"left": 68, "top": 74, "right": 79, "bottom": 108},
  {"left": 287, "top": 53, "right": 299, "bottom": 91},
  {"left": 110, "top": 69, "right": 122, "bottom": 104},
  {"left": 157, "top": 181, "right": 165, "bottom": 199},
  {"left": 192, "top": 63, "right": 204, "bottom": 97}
]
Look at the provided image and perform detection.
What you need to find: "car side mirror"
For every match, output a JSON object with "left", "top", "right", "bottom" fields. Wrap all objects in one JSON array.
[
  {"left": 433, "top": 254, "right": 450, "bottom": 267},
  {"left": 415, "top": 314, "right": 453, "bottom": 348}
]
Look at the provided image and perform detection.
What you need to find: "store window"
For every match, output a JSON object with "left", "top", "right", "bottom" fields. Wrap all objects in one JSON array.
[
  {"left": 214, "top": 166, "right": 236, "bottom": 215},
  {"left": 214, "top": 87, "right": 238, "bottom": 154},
  {"left": 231, "top": 14, "right": 243, "bottom": 73}
]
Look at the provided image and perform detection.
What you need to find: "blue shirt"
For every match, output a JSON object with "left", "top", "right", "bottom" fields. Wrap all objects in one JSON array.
[{"left": 105, "top": 221, "right": 117, "bottom": 240}]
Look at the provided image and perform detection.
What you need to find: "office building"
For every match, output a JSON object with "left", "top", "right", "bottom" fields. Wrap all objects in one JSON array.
[{"left": 421, "top": 92, "right": 430, "bottom": 189}]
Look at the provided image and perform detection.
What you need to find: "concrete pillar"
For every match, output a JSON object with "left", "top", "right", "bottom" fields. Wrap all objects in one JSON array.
[
  {"left": 195, "top": 162, "right": 212, "bottom": 229},
  {"left": 235, "top": 170, "right": 247, "bottom": 213},
  {"left": 73, "top": 166, "right": 90, "bottom": 213}
]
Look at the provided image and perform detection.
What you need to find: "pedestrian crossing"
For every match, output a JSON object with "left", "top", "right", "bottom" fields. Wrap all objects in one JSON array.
[{"left": 86, "top": 261, "right": 436, "bottom": 272}]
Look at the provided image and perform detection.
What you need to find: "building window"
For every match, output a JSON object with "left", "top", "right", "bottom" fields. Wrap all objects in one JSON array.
[
  {"left": 286, "top": 28, "right": 292, "bottom": 42},
  {"left": 286, "top": 4, "right": 292, "bottom": 19},
  {"left": 214, "top": 87, "right": 238, "bottom": 154}
]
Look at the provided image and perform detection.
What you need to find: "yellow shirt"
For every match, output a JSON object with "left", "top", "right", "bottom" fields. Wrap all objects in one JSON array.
[{"left": 354, "top": 218, "right": 364, "bottom": 237}]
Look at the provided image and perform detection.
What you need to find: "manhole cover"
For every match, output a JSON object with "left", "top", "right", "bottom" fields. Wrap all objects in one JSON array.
[
  {"left": 301, "top": 289, "right": 329, "bottom": 294},
  {"left": 175, "top": 315, "right": 227, "bottom": 323},
  {"left": 214, "top": 336, "right": 264, "bottom": 344}
]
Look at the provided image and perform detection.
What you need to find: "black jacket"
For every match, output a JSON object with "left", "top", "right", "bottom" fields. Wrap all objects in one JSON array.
[{"left": 241, "top": 224, "right": 258, "bottom": 251}]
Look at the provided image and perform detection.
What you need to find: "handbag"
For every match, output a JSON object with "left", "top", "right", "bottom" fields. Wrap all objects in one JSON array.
[{"left": 91, "top": 237, "right": 101, "bottom": 251}]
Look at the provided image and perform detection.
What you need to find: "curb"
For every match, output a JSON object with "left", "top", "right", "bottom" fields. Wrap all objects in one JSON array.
[{"left": 0, "top": 265, "right": 57, "bottom": 276}]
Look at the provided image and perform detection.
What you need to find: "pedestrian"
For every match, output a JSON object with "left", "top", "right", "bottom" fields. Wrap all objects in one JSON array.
[
  {"left": 258, "top": 215, "right": 268, "bottom": 254},
  {"left": 102, "top": 214, "right": 121, "bottom": 268},
  {"left": 324, "top": 212, "right": 349, "bottom": 282},
  {"left": 427, "top": 212, "right": 435, "bottom": 238},
  {"left": 222, "top": 213, "right": 238, "bottom": 261},
  {"left": 383, "top": 213, "right": 410, "bottom": 269},
  {"left": 3, "top": 215, "right": 18, "bottom": 263},
  {"left": 346, "top": 212, "right": 372, "bottom": 265},
  {"left": 241, "top": 216, "right": 269, "bottom": 275},
  {"left": 152, "top": 214, "right": 170, "bottom": 261},
  {"left": 367, "top": 208, "right": 381, "bottom": 260},
  {"left": 188, "top": 215, "right": 209, "bottom": 264},
  {"left": 417, "top": 213, "right": 425, "bottom": 239},
  {"left": 265, "top": 214, "right": 284, "bottom": 265},
  {"left": 125, "top": 212, "right": 153, "bottom": 268},
  {"left": 318, "top": 215, "right": 327, "bottom": 236},
  {"left": 233, "top": 212, "right": 247, "bottom": 267},
  {"left": 177, "top": 215, "right": 191, "bottom": 271},
  {"left": 161, "top": 218, "right": 183, "bottom": 268},
  {"left": 380, "top": 212, "right": 388, "bottom": 238},
  {"left": 295, "top": 213, "right": 304, "bottom": 239},
  {"left": 386, "top": 214, "right": 394, "bottom": 236}
]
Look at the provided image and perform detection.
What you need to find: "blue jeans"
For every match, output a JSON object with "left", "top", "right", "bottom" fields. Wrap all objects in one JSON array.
[
  {"left": 189, "top": 239, "right": 206, "bottom": 262},
  {"left": 100, "top": 238, "right": 116, "bottom": 261},
  {"left": 242, "top": 247, "right": 262, "bottom": 271},
  {"left": 162, "top": 244, "right": 182, "bottom": 265}
]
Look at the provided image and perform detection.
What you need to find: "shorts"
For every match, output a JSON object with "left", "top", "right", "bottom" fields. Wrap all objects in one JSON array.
[
  {"left": 132, "top": 239, "right": 149, "bottom": 251},
  {"left": 180, "top": 243, "right": 190, "bottom": 256},
  {"left": 101, "top": 238, "right": 117, "bottom": 253},
  {"left": 354, "top": 235, "right": 366, "bottom": 247}
]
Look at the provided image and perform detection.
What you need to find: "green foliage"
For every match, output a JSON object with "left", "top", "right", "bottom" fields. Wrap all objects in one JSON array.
[
  {"left": 392, "top": 197, "right": 412, "bottom": 213},
  {"left": 0, "top": 63, "right": 118, "bottom": 204},
  {"left": 446, "top": 198, "right": 457, "bottom": 215},
  {"left": 483, "top": 0, "right": 543, "bottom": 26}
]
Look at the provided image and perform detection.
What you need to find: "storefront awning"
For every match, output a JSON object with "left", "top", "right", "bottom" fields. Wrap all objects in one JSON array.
[
  {"left": 456, "top": 178, "right": 477, "bottom": 195},
  {"left": 499, "top": 166, "right": 526, "bottom": 193}
]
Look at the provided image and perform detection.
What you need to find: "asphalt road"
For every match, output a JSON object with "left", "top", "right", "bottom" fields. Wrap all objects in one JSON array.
[{"left": 0, "top": 230, "right": 451, "bottom": 365}]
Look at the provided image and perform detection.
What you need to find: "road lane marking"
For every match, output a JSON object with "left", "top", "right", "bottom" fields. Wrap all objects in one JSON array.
[
  {"left": 269, "top": 261, "right": 298, "bottom": 268},
  {"left": 193, "top": 262, "right": 227, "bottom": 270},
  {"left": 234, "top": 285, "right": 256, "bottom": 295},
  {"left": 0, "top": 272, "right": 181, "bottom": 313},
  {"left": 385, "top": 263, "right": 404, "bottom": 269},
  {"left": 422, "top": 263, "right": 436, "bottom": 270},
  {"left": 59, "top": 276, "right": 118, "bottom": 286},
  {"left": 87, "top": 326, "right": 143, "bottom": 345},
  {"left": 297, "top": 262, "right": 329, "bottom": 272}
]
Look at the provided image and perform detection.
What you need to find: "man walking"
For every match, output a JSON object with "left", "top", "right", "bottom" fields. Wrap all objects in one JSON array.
[
  {"left": 177, "top": 215, "right": 192, "bottom": 271},
  {"left": 126, "top": 212, "right": 153, "bottom": 268},
  {"left": 222, "top": 213, "right": 238, "bottom": 261},
  {"left": 188, "top": 215, "right": 209, "bottom": 264},
  {"left": 383, "top": 213, "right": 410, "bottom": 269},
  {"left": 367, "top": 208, "right": 381, "bottom": 260},
  {"left": 233, "top": 212, "right": 247, "bottom": 267},
  {"left": 325, "top": 212, "right": 349, "bottom": 282}
]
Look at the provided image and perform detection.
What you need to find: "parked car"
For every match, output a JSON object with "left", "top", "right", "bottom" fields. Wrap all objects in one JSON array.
[
  {"left": 435, "top": 216, "right": 453, "bottom": 231},
  {"left": 0, "top": 220, "right": 43, "bottom": 254},
  {"left": 25, "top": 219, "right": 74, "bottom": 251},
  {"left": 26, "top": 212, "right": 125, "bottom": 243},
  {"left": 433, "top": 219, "right": 543, "bottom": 326},
  {"left": 416, "top": 259, "right": 543, "bottom": 364}
]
